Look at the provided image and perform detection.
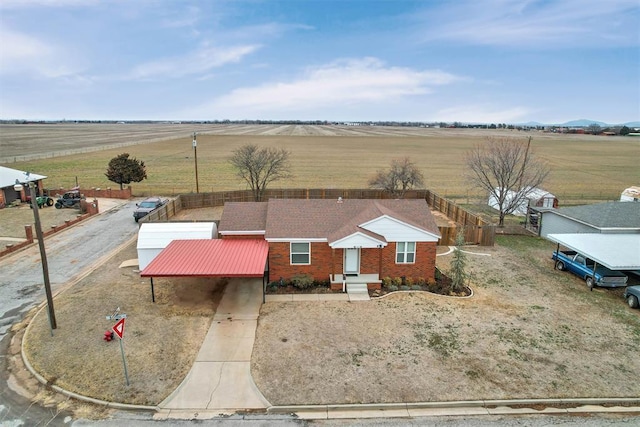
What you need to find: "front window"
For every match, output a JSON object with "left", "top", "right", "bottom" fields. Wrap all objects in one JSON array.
[
  {"left": 291, "top": 242, "right": 310, "bottom": 264},
  {"left": 396, "top": 242, "right": 416, "bottom": 263}
]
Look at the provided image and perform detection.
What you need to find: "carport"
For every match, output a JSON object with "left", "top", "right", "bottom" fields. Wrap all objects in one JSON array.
[
  {"left": 140, "top": 239, "right": 269, "bottom": 302},
  {"left": 547, "top": 233, "right": 640, "bottom": 271}
]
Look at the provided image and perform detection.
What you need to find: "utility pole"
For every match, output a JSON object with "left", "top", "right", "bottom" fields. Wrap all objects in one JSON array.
[
  {"left": 28, "top": 181, "right": 57, "bottom": 330},
  {"left": 193, "top": 132, "right": 199, "bottom": 193}
]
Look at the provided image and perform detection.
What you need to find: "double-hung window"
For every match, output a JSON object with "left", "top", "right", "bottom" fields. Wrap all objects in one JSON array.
[
  {"left": 396, "top": 242, "right": 416, "bottom": 264},
  {"left": 290, "top": 242, "right": 310, "bottom": 265}
]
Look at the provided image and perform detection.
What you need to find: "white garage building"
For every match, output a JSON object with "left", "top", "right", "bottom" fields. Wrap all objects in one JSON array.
[{"left": 137, "top": 222, "right": 217, "bottom": 270}]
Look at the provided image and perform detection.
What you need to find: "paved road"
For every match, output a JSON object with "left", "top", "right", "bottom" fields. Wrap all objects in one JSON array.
[{"left": 0, "top": 200, "right": 139, "bottom": 426}]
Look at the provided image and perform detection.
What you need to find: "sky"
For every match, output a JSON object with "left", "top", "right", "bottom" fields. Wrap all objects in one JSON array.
[{"left": 1, "top": 0, "right": 639, "bottom": 124}]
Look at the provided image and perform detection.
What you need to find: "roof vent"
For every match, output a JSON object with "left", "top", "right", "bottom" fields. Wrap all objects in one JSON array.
[{"left": 337, "top": 197, "right": 343, "bottom": 203}]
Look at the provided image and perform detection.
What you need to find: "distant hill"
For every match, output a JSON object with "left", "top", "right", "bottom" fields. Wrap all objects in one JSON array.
[
  {"left": 561, "top": 119, "right": 609, "bottom": 127},
  {"left": 516, "top": 119, "right": 640, "bottom": 127}
]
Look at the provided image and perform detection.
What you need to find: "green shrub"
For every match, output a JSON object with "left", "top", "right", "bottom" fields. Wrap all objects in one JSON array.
[
  {"left": 399, "top": 285, "right": 410, "bottom": 291},
  {"left": 291, "top": 274, "right": 313, "bottom": 290},
  {"left": 387, "top": 285, "right": 398, "bottom": 292},
  {"left": 405, "top": 277, "right": 414, "bottom": 287},
  {"left": 382, "top": 276, "right": 393, "bottom": 288},
  {"left": 416, "top": 277, "right": 427, "bottom": 286},
  {"left": 392, "top": 277, "right": 403, "bottom": 287}
]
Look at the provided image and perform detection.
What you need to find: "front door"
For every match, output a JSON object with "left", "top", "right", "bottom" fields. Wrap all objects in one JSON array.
[{"left": 344, "top": 248, "right": 360, "bottom": 275}]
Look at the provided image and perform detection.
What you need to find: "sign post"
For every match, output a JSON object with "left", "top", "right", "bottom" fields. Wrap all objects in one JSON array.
[{"left": 112, "top": 318, "right": 130, "bottom": 386}]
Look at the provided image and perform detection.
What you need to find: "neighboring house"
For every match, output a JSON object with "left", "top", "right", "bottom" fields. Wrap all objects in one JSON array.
[
  {"left": 539, "top": 201, "right": 640, "bottom": 238},
  {"left": 620, "top": 186, "right": 640, "bottom": 202},
  {"left": 0, "top": 166, "right": 47, "bottom": 208},
  {"left": 219, "top": 198, "right": 441, "bottom": 290},
  {"left": 541, "top": 202, "right": 640, "bottom": 275},
  {"left": 488, "top": 187, "right": 558, "bottom": 217}
]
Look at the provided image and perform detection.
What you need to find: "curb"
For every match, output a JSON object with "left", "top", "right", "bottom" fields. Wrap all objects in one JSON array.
[{"left": 268, "top": 398, "right": 640, "bottom": 420}]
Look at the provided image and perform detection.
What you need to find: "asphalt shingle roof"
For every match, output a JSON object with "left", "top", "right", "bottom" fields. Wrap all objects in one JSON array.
[
  {"left": 218, "top": 198, "right": 441, "bottom": 240},
  {"left": 218, "top": 202, "right": 268, "bottom": 233},
  {"left": 554, "top": 201, "right": 640, "bottom": 229}
]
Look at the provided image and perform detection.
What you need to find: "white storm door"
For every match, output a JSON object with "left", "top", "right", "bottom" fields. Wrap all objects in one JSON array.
[{"left": 344, "top": 248, "right": 360, "bottom": 274}]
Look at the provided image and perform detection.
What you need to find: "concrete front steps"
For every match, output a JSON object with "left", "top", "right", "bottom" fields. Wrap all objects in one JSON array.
[{"left": 346, "top": 283, "right": 370, "bottom": 301}]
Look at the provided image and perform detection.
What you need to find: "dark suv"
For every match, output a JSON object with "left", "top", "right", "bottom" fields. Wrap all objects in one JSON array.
[{"left": 133, "top": 197, "right": 167, "bottom": 222}]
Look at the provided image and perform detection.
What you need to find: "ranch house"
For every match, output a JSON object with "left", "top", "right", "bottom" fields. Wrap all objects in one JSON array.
[{"left": 218, "top": 198, "right": 441, "bottom": 291}]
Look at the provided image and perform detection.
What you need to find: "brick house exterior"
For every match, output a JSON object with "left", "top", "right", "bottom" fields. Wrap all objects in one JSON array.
[{"left": 219, "top": 198, "right": 441, "bottom": 291}]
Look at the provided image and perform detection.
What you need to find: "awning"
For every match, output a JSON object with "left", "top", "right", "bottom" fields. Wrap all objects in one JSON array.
[
  {"left": 140, "top": 239, "right": 269, "bottom": 277},
  {"left": 547, "top": 233, "right": 640, "bottom": 270}
]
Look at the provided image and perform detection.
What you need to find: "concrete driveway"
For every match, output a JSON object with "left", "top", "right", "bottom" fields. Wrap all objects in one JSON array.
[{"left": 156, "top": 278, "right": 270, "bottom": 419}]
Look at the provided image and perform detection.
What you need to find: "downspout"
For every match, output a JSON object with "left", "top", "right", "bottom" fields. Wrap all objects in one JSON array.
[
  {"left": 150, "top": 277, "right": 155, "bottom": 303},
  {"left": 331, "top": 247, "right": 335, "bottom": 283},
  {"left": 554, "top": 243, "right": 559, "bottom": 269}
]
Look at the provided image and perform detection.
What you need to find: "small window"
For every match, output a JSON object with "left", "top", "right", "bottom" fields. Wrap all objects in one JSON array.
[
  {"left": 396, "top": 242, "right": 416, "bottom": 264},
  {"left": 291, "top": 242, "right": 310, "bottom": 265}
]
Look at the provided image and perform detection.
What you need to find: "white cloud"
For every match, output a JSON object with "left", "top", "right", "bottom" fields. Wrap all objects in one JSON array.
[
  {"left": 434, "top": 104, "right": 531, "bottom": 124},
  {"left": 0, "top": 27, "right": 82, "bottom": 78},
  {"left": 127, "top": 44, "right": 260, "bottom": 80},
  {"left": 194, "top": 57, "right": 463, "bottom": 117},
  {"left": 418, "top": 0, "right": 639, "bottom": 47}
]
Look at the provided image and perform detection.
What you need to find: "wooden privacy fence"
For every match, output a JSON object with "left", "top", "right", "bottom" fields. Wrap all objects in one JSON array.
[{"left": 142, "top": 188, "right": 495, "bottom": 246}]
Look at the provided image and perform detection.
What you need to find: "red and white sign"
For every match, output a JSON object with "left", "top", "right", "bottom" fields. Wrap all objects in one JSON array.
[{"left": 112, "top": 318, "right": 125, "bottom": 339}]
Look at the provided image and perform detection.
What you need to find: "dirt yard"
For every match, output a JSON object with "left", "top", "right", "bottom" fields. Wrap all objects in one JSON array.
[{"left": 20, "top": 230, "right": 640, "bottom": 407}]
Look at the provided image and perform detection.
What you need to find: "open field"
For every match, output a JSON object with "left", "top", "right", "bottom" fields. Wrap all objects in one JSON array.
[
  {"left": 21, "top": 231, "right": 640, "bottom": 406},
  {"left": 2, "top": 124, "right": 637, "bottom": 204}
]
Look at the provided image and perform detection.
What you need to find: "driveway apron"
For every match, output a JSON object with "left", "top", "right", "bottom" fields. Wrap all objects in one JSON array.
[{"left": 158, "top": 278, "right": 270, "bottom": 413}]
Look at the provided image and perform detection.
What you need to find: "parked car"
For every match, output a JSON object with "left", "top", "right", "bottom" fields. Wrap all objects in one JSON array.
[
  {"left": 55, "top": 190, "right": 84, "bottom": 209},
  {"left": 133, "top": 197, "right": 168, "bottom": 222},
  {"left": 623, "top": 286, "right": 640, "bottom": 309},
  {"left": 552, "top": 250, "right": 628, "bottom": 288}
]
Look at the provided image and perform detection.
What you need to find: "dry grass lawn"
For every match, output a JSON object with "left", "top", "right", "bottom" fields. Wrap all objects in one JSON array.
[
  {"left": 22, "top": 228, "right": 640, "bottom": 407},
  {"left": 251, "top": 236, "right": 640, "bottom": 405},
  {"left": 0, "top": 203, "right": 81, "bottom": 242},
  {"left": 22, "top": 242, "right": 225, "bottom": 405}
]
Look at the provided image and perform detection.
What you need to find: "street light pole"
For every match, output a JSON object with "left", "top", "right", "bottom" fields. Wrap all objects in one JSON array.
[
  {"left": 193, "top": 132, "right": 199, "bottom": 193},
  {"left": 27, "top": 181, "right": 57, "bottom": 330}
]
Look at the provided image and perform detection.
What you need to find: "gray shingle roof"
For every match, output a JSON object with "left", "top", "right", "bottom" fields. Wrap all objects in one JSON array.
[{"left": 554, "top": 202, "right": 640, "bottom": 229}]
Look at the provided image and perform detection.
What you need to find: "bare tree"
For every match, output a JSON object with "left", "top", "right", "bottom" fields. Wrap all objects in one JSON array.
[
  {"left": 466, "top": 137, "right": 549, "bottom": 226},
  {"left": 229, "top": 144, "right": 292, "bottom": 201},
  {"left": 369, "top": 157, "right": 425, "bottom": 198},
  {"left": 587, "top": 123, "right": 602, "bottom": 135}
]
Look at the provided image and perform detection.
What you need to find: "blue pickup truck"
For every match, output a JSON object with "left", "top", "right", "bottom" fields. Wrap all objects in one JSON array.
[{"left": 552, "top": 250, "right": 628, "bottom": 289}]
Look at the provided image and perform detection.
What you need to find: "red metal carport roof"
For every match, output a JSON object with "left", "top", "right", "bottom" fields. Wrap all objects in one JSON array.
[{"left": 140, "top": 239, "right": 269, "bottom": 277}]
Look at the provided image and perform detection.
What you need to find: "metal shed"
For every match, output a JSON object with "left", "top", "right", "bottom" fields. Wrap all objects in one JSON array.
[{"left": 136, "top": 222, "right": 217, "bottom": 270}]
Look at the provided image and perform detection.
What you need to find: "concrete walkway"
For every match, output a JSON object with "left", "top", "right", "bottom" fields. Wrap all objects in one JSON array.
[{"left": 156, "top": 278, "right": 270, "bottom": 419}]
